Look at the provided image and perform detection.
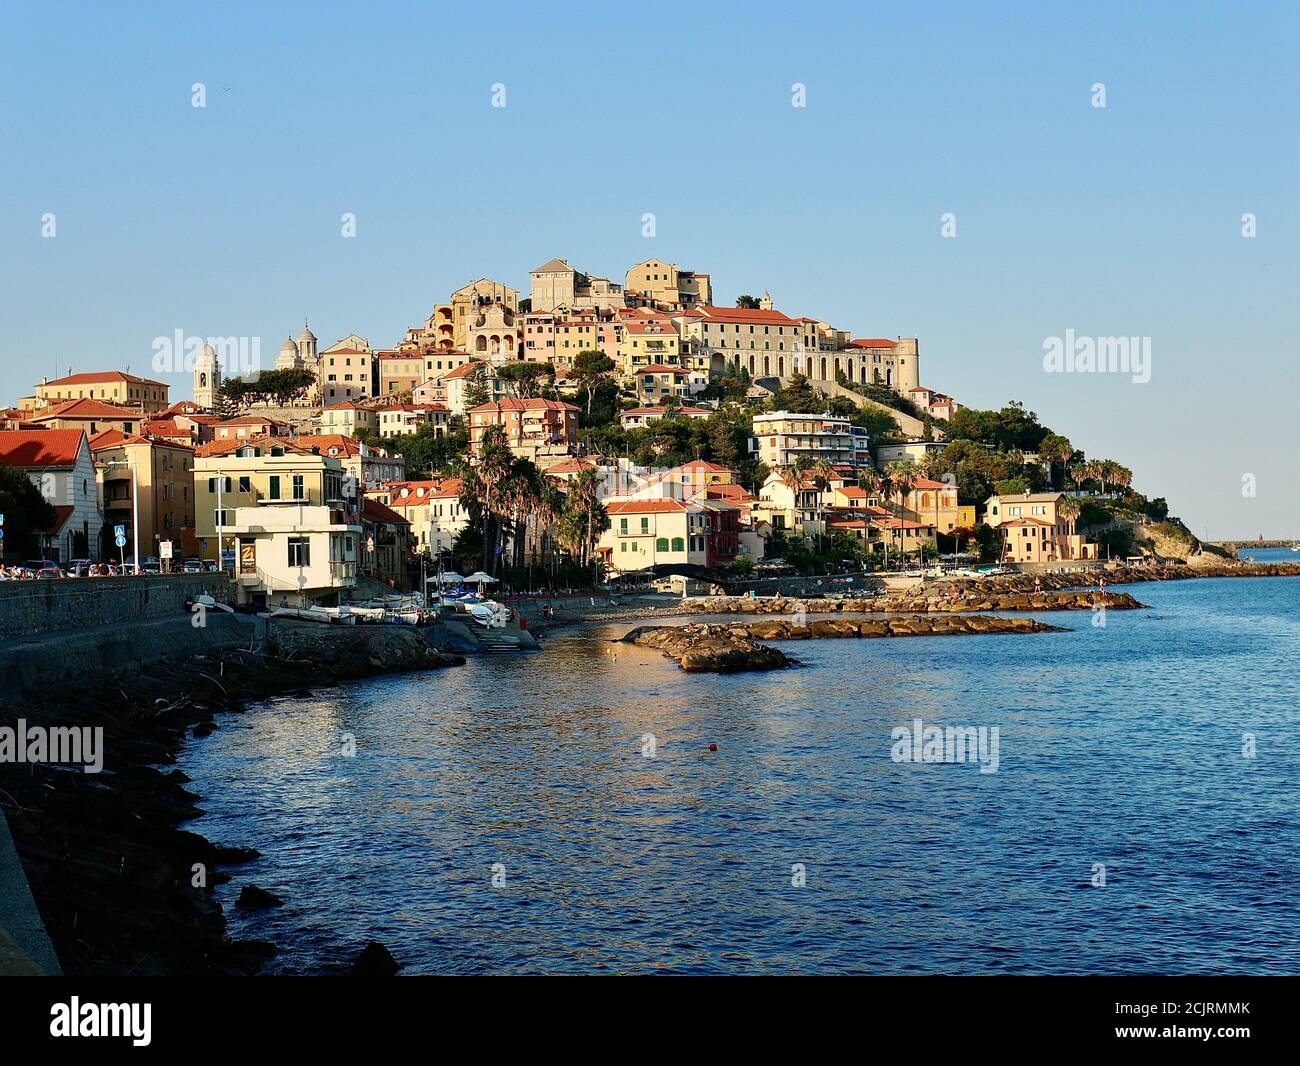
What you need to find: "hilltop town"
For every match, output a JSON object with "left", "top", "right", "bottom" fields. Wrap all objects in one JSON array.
[{"left": 0, "top": 255, "right": 1175, "bottom": 602}]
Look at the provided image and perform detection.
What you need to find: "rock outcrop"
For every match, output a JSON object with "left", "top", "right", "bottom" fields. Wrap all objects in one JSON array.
[
  {"left": 693, "top": 589, "right": 1144, "bottom": 615},
  {"left": 622, "top": 613, "right": 1065, "bottom": 671}
]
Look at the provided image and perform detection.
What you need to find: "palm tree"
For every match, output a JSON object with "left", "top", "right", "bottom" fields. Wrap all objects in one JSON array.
[
  {"left": 875, "top": 468, "right": 894, "bottom": 569},
  {"left": 856, "top": 468, "right": 882, "bottom": 559},
  {"left": 886, "top": 461, "right": 918, "bottom": 564},
  {"left": 810, "top": 457, "right": 836, "bottom": 554},
  {"left": 780, "top": 457, "right": 814, "bottom": 541}
]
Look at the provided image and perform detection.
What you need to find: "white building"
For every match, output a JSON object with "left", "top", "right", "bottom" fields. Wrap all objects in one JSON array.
[
  {"left": 0, "top": 429, "right": 103, "bottom": 561},
  {"left": 226, "top": 501, "right": 360, "bottom": 608}
]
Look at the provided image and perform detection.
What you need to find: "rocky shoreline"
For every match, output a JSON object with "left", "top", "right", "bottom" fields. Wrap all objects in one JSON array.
[
  {"left": 0, "top": 621, "right": 462, "bottom": 976},
  {"left": 692, "top": 588, "right": 1146, "bottom": 615},
  {"left": 621, "top": 614, "right": 1067, "bottom": 671}
]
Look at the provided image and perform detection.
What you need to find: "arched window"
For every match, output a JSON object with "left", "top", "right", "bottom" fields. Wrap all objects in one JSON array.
[
  {"left": 475, "top": 336, "right": 487, "bottom": 352},
  {"left": 656, "top": 538, "right": 669, "bottom": 552},
  {"left": 671, "top": 537, "right": 685, "bottom": 552}
]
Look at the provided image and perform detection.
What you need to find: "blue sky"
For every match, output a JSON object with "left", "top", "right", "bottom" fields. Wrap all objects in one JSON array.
[{"left": 1, "top": 1, "right": 1296, "bottom": 538}]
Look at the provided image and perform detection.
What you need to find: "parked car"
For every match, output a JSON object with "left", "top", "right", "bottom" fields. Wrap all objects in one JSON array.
[
  {"left": 181, "top": 558, "right": 205, "bottom": 574},
  {"left": 35, "top": 565, "right": 64, "bottom": 579}
]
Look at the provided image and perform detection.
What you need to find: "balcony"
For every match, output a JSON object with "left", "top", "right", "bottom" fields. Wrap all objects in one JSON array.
[{"left": 330, "top": 560, "right": 357, "bottom": 582}]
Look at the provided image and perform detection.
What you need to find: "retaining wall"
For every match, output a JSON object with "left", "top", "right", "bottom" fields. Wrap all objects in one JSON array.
[{"left": 0, "top": 574, "right": 233, "bottom": 641}]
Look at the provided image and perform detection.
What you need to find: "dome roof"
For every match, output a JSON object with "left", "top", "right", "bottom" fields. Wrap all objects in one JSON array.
[
  {"left": 298, "top": 320, "right": 316, "bottom": 343},
  {"left": 280, "top": 337, "right": 298, "bottom": 353}
]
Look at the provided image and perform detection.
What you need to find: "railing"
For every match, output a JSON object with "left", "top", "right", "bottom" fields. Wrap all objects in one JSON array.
[{"left": 330, "top": 560, "right": 357, "bottom": 581}]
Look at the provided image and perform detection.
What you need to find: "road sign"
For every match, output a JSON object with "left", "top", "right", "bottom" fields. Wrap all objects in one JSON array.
[
  {"left": 115, "top": 534, "right": 127, "bottom": 548},
  {"left": 160, "top": 541, "right": 173, "bottom": 560},
  {"left": 114, "top": 524, "right": 126, "bottom": 540}
]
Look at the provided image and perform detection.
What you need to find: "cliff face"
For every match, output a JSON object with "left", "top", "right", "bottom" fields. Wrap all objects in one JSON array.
[{"left": 1135, "top": 521, "right": 1232, "bottom": 567}]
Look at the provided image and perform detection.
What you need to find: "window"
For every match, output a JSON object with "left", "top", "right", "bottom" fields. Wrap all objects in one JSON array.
[
  {"left": 656, "top": 538, "right": 669, "bottom": 552},
  {"left": 640, "top": 517, "right": 650, "bottom": 534},
  {"left": 292, "top": 474, "right": 305, "bottom": 500},
  {"left": 268, "top": 475, "right": 281, "bottom": 499},
  {"left": 619, "top": 518, "right": 628, "bottom": 534},
  {"left": 213, "top": 509, "right": 234, "bottom": 526},
  {"left": 288, "top": 537, "right": 310, "bottom": 568},
  {"left": 238, "top": 476, "right": 251, "bottom": 493},
  {"left": 672, "top": 537, "right": 685, "bottom": 552}
]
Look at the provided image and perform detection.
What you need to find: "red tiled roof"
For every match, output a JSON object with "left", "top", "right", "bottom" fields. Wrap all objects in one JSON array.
[
  {"left": 683, "top": 305, "right": 799, "bottom": 326},
  {"left": 469, "top": 398, "right": 578, "bottom": 413},
  {"left": 34, "top": 398, "right": 142, "bottom": 421},
  {"left": 361, "top": 497, "right": 409, "bottom": 525},
  {"left": 0, "top": 430, "right": 86, "bottom": 467},
  {"left": 443, "top": 361, "right": 488, "bottom": 380},
  {"left": 605, "top": 500, "right": 688, "bottom": 514},
  {"left": 847, "top": 338, "right": 897, "bottom": 349},
  {"left": 635, "top": 364, "right": 687, "bottom": 375},
  {"left": 41, "top": 370, "right": 166, "bottom": 388}
]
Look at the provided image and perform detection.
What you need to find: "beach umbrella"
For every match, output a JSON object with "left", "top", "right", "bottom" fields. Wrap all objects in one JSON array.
[{"left": 465, "top": 571, "right": 498, "bottom": 585}]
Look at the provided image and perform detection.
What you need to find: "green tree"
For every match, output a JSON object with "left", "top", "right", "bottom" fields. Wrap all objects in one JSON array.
[
  {"left": 572, "top": 349, "right": 616, "bottom": 417},
  {"left": 0, "top": 465, "right": 57, "bottom": 559}
]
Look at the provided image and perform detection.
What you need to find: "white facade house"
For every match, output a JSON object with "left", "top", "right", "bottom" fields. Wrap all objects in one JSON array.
[
  {"left": 226, "top": 501, "right": 361, "bottom": 608},
  {"left": 0, "top": 429, "right": 104, "bottom": 561}
]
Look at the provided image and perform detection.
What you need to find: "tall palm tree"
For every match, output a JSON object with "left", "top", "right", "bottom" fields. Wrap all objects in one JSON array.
[
  {"left": 810, "top": 457, "right": 836, "bottom": 553},
  {"left": 887, "top": 461, "right": 918, "bottom": 563}
]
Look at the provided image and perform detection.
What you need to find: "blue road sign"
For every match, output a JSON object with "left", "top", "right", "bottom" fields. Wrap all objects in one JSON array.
[
  {"left": 113, "top": 524, "right": 126, "bottom": 539},
  {"left": 115, "top": 535, "right": 127, "bottom": 548}
]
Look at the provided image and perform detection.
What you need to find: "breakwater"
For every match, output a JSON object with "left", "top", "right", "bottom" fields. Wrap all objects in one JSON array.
[
  {"left": 0, "top": 618, "right": 463, "bottom": 975},
  {"left": 621, "top": 614, "right": 1067, "bottom": 671}
]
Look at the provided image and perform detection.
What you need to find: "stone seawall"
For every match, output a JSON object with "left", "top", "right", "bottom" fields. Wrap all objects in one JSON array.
[{"left": 0, "top": 573, "right": 233, "bottom": 641}]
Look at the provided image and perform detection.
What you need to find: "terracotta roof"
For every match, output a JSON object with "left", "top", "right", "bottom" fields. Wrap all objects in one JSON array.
[
  {"left": 219, "top": 415, "right": 284, "bottom": 427},
  {"left": 606, "top": 500, "right": 688, "bottom": 514},
  {"left": 999, "top": 518, "right": 1055, "bottom": 527},
  {"left": 674, "top": 459, "right": 733, "bottom": 473},
  {"left": 910, "top": 478, "right": 951, "bottom": 490},
  {"left": 469, "top": 398, "right": 578, "bottom": 413},
  {"left": 683, "top": 305, "right": 799, "bottom": 326},
  {"left": 545, "top": 458, "right": 599, "bottom": 474},
  {"left": 443, "top": 360, "right": 489, "bottom": 380},
  {"left": 847, "top": 338, "right": 897, "bottom": 349},
  {"left": 0, "top": 429, "right": 86, "bottom": 467},
  {"left": 194, "top": 434, "right": 315, "bottom": 458},
  {"left": 41, "top": 370, "right": 166, "bottom": 388},
  {"left": 34, "top": 398, "right": 142, "bottom": 421},
  {"left": 361, "top": 497, "right": 409, "bottom": 526},
  {"left": 635, "top": 364, "right": 687, "bottom": 375}
]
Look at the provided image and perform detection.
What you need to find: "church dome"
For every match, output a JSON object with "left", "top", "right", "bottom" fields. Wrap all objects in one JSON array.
[
  {"left": 298, "top": 321, "right": 317, "bottom": 343},
  {"left": 280, "top": 337, "right": 299, "bottom": 354}
]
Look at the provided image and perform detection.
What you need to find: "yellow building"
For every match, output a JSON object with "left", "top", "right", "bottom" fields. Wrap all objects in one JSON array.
[
  {"left": 619, "top": 319, "right": 682, "bottom": 373},
  {"left": 625, "top": 259, "right": 712, "bottom": 311},
  {"left": 192, "top": 436, "right": 353, "bottom": 570},
  {"left": 450, "top": 278, "right": 518, "bottom": 349},
  {"left": 36, "top": 371, "right": 170, "bottom": 413},
  {"left": 91, "top": 431, "right": 197, "bottom": 560},
  {"left": 984, "top": 492, "right": 1095, "bottom": 563}
]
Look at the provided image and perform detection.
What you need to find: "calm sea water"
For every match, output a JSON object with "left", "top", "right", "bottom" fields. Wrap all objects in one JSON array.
[{"left": 179, "top": 575, "right": 1300, "bottom": 975}]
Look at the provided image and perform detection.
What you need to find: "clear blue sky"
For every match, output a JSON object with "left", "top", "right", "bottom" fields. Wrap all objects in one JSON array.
[{"left": 2, "top": 1, "right": 1296, "bottom": 538}]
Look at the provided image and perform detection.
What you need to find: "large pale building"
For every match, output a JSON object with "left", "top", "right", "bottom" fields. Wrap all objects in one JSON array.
[
  {"left": 465, "top": 300, "right": 521, "bottom": 365},
  {"left": 450, "top": 279, "right": 518, "bottom": 349},
  {"left": 530, "top": 258, "right": 625, "bottom": 312},
  {"left": 984, "top": 492, "right": 1095, "bottom": 563},
  {"left": 35, "top": 371, "right": 170, "bottom": 414},
  {"left": 91, "top": 430, "right": 197, "bottom": 560},
  {"left": 318, "top": 335, "right": 377, "bottom": 404},
  {"left": 625, "top": 259, "right": 711, "bottom": 311},
  {"left": 751, "top": 411, "right": 861, "bottom": 469},
  {"left": 193, "top": 436, "right": 359, "bottom": 597},
  {"left": 468, "top": 398, "right": 579, "bottom": 466},
  {"left": 676, "top": 305, "right": 802, "bottom": 381}
]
